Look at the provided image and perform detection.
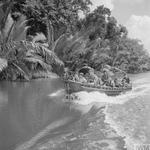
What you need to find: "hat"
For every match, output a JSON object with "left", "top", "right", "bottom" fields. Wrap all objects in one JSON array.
[
  {"left": 103, "top": 68, "right": 109, "bottom": 72},
  {"left": 80, "top": 72, "right": 84, "bottom": 75}
]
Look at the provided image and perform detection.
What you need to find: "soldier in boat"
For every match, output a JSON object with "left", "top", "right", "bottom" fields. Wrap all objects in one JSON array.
[
  {"left": 101, "top": 70, "right": 109, "bottom": 85},
  {"left": 121, "top": 74, "right": 131, "bottom": 87},
  {"left": 89, "top": 69, "right": 97, "bottom": 81},
  {"left": 73, "top": 72, "right": 80, "bottom": 81},
  {"left": 88, "top": 69, "right": 103, "bottom": 86},
  {"left": 63, "top": 65, "right": 132, "bottom": 96},
  {"left": 78, "top": 73, "right": 87, "bottom": 83},
  {"left": 64, "top": 68, "right": 69, "bottom": 80},
  {"left": 122, "top": 74, "right": 130, "bottom": 84},
  {"left": 114, "top": 78, "right": 121, "bottom": 87},
  {"left": 101, "top": 69, "right": 116, "bottom": 87}
]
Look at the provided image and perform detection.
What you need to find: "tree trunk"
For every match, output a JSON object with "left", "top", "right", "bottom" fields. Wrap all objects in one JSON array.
[
  {"left": 46, "top": 18, "right": 54, "bottom": 50},
  {"left": 0, "top": 0, "right": 13, "bottom": 31},
  {"left": 112, "top": 55, "right": 118, "bottom": 66}
]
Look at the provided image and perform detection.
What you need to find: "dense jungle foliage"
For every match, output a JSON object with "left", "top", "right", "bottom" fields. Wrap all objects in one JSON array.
[{"left": 0, "top": 0, "right": 150, "bottom": 81}]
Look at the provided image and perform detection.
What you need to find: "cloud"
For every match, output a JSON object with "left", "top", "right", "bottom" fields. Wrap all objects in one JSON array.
[
  {"left": 126, "top": 15, "right": 150, "bottom": 52},
  {"left": 88, "top": 1, "right": 150, "bottom": 53},
  {"left": 90, "top": 0, "right": 114, "bottom": 11}
]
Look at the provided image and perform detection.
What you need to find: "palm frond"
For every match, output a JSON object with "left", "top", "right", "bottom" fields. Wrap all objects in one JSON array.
[
  {"left": 11, "top": 62, "right": 30, "bottom": 81},
  {"left": 0, "top": 39, "right": 64, "bottom": 80},
  {"left": 0, "top": 58, "right": 7, "bottom": 72},
  {"left": 24, "top": 56, "right": 52, "bottom": 71},
  {"left": 52, "top": 33, "right": 67, "bottom": 52},
  {"left": 5, "top": 20, "right": 16, "bottom": 43},
  {"left": 0, "top": 1, "right": 13, "bottom": 31},
  {"left": 32, "top": 71, "right": 54, "bottom": 79},
  {"left": 1, "top": 13, "right": 14, "bottom": 42},
  {"left": 25, "top": 41, "right": 64, "bottom": 75},
  {"left": 9, "top": 15, "right": 28, "bottom": 41}
]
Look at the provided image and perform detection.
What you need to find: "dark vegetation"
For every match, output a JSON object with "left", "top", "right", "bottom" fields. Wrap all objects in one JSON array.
[{"left": 0, "top": 0, "right": 150, "bottom": 81}]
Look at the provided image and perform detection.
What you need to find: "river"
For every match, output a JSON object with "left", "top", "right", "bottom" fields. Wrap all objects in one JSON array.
[{"left": 0, "top": 72, "right": 149, "bottom": 150}]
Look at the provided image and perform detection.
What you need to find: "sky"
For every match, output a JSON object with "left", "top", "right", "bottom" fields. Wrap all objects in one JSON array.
[{"left": 90, "top": 0, "right": 150, "bottom": 53}]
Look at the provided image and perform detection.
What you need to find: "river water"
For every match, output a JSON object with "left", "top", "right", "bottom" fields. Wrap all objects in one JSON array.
[{"left": 0, "top": 72, "right": 150, "bottom": 150}]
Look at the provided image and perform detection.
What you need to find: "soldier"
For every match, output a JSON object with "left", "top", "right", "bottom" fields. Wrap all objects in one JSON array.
[
  {"left": 74, "top": 72, "right": 80, "bottom": 81},
  {"left": 101, "top": 70, "right": 109, "bottom": 85},
  {"left": 89, "top": 69, "right": 99, "bottom": 85},
  {"left": 64, "top": 68, "right": 69, "bottom": 80},
  {"left": 123, "top": 74, "right": 130, "bottom": 84},
  {"left": 79, "top": 73, "right": 87, "bottom": 83}
]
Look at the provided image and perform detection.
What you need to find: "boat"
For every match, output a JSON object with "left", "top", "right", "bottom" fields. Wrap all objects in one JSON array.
[
  {"left": 63, "top": 65, "right": 132, "bottom": 96},
  {"left": 64, "top": 79, "right": 132, "bottom": 96}
]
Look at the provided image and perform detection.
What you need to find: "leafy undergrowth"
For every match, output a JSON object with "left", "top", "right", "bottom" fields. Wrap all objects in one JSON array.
[{"left": 0, "top": 41, "right": 64, "bottom": 81}]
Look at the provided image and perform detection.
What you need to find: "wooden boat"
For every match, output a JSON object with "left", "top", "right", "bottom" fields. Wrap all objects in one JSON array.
[
  {"left": 63, "top": 65, "right": 132, "bottom": 96},
  {"left": 64, "top": 80, "right": 132, "bottom": 96}
]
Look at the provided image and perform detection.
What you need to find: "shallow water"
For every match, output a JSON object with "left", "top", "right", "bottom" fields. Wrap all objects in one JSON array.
[{"left": 0, "top": 72, "right": 150, "bottom": 150}]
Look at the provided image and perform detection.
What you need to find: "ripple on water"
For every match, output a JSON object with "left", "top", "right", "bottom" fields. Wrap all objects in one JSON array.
[
  {"left": 70, "top": 76, "right": 150, "bottom": 150},
  {"left": 27, "top": 105, "right": 126, "bottom": 150},
  {"left": 13, "top": 73, "right": 150, "bottom": 150},
  {"left": 105, "top": 95, "right": 150, "bottom": 150}
]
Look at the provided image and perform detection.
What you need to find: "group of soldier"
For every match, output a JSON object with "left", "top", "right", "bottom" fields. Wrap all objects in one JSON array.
[{"left": 64, "top": 68, "right": 130, "bottom": 88}]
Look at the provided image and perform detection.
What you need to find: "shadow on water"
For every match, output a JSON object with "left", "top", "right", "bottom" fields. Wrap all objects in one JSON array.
[{"left": 0, "top": 78, "right": 81, "bottom": 150}]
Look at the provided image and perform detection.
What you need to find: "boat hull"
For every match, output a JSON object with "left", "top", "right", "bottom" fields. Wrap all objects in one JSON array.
[{"left": 64, "top": 80, "right": 132, "bottom": 96}]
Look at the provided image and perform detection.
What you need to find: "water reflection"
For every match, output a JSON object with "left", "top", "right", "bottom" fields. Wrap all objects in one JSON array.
[
  {"left": 0, "top": 82, "right": 8, "bottom": 107},
  {"left": 0, "top": 79, "right": 80, "bottom": 150}
]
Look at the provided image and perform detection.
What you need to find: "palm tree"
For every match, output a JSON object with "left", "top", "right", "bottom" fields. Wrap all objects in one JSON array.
[
  {"left": 0, "top": 41, "right": 64, "bottom": 80},
  {"left": 0, "top": 2, "right": 64, "bottom": 81},
  {"left": 0, "top": 58, "right": 7, "bottom": 72}
]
